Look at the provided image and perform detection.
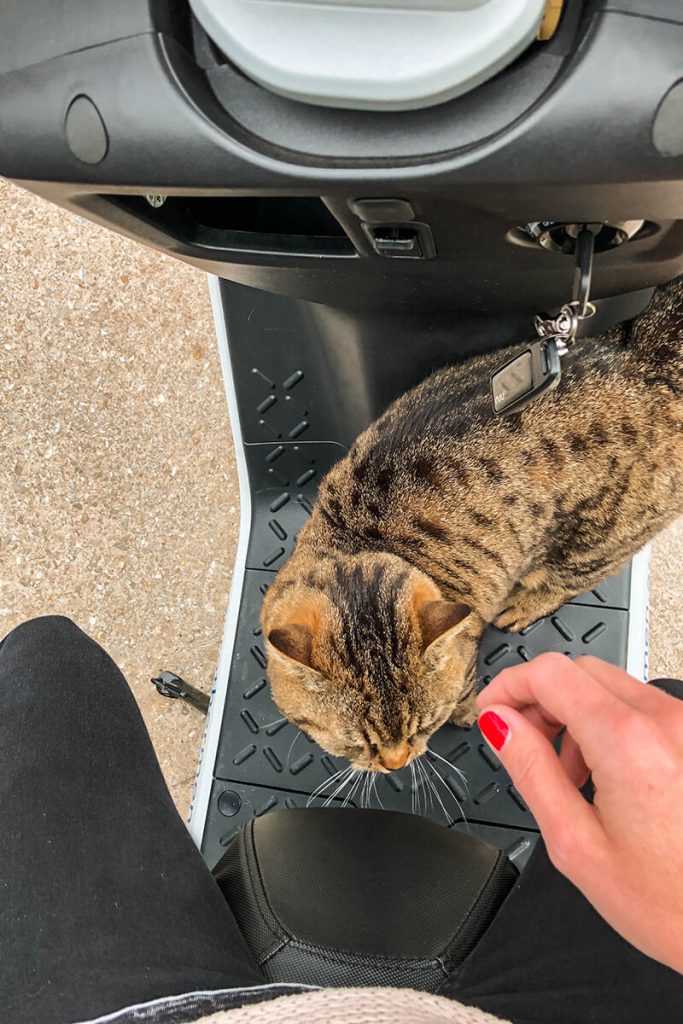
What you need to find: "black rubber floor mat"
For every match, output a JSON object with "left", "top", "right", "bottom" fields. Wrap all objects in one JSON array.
[
  {"left": 198, "top": 280, "right": 634, "bottom": 869},
  {"left": 202, "top": 567, "right": 629, "bottom": 868}
]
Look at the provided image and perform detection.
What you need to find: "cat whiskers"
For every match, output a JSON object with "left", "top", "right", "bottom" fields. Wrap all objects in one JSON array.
[
  {"left": 415, "top": 760, "right": 428, "bottom": 812},
  {"left": 418, "top": 759, "right": 452, "bottom": 824},
  {"left": 322, "top": 767, "right": 355, "bottom": 807},
  {"left": 417, "top": 759, "right": 436, "bottom": 815},
  {"left": 307, "top": 766, "right": 349, "bottom": 807},
  {"left": 343, "top": 770, "right": 364, "bottom": 808},
  {"left": 263, "top": 716, "right": 288, "bottom": 731},
  {"left": 424, "top": 754, "right": 469, "bottom": 826},
  {"left": 361, "top": 771, "right": 372, "bottom": 809},
  {"left": 323, "top": 766, "right": 367, "bottom": 808},
  {"left": 308, "top": 765, "right": 384, "bottom": 810},
  {"left": 285, "top": 728, "right": 302, "bottom": 772},
  {"left": 426, "top": 747, "right": 470, "bottom": 797},
  {"left": 415, "top": 762, "right": 426, "bottom": 816}
]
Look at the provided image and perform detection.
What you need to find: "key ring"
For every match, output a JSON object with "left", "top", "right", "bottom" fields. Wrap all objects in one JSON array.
[
  {"left": 490, "top": 227, "right": 598, "bottom": 415},
  {"left": 567, "top": 299, "right": 596, "bottom": 321},
  {"left": 534, "top": 299, "right": 596, "bottom": 354}
]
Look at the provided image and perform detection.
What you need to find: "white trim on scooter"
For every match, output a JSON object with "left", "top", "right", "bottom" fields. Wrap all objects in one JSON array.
[
  {"left": 626, "top": 545, "right": 650, "bottom": 681},
  {"left": 188, "top": 275, "right": 252, "bottom": 847}
]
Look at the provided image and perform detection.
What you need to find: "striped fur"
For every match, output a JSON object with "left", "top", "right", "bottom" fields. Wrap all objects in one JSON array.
[{"left": 262, "top": 279, "right": 683, "bottom": 770}]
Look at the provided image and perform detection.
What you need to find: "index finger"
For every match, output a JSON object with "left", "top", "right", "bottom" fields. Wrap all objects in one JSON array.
[{"left": 477, "top": 652, "right": 631, "bottom": 763}]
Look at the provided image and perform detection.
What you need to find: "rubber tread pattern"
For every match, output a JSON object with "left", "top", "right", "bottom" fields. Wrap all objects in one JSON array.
[{"left": 202, "top": 280, "right": 632, "bottom": 866}]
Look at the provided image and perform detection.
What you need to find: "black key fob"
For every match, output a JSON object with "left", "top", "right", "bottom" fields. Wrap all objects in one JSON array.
[{"left": 490, "top": 337, "right": 562, "bottom": 416}]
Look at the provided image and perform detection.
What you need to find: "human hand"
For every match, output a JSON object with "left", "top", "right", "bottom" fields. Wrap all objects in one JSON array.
[{"left": 477, "top": 653, "right": 683, "bottom": 973}]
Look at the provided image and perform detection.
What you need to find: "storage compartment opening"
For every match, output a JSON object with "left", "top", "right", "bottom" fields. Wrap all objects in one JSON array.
[
  {"left": 105, "top": 195, "right": 356, "bottom": 257},
  {"left": 186, "top": 196, "right": 346, "bottom": 236}
]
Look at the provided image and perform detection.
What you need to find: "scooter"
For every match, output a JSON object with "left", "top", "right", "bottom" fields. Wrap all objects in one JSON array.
[{"left": 2, "top": 0, "right": 681, "bottom": 989}]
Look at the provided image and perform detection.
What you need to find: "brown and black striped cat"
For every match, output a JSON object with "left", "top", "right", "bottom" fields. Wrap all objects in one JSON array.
[{"left": 262, "top": 279, "right": 683, "bottom": 772}]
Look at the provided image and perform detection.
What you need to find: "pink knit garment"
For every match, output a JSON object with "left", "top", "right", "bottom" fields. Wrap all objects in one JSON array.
[{"left": 189, "top": 987, "right": 511, "bottom": 1024}]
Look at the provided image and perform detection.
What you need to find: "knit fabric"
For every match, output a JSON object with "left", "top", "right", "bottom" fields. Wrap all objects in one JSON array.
[{"left": 187, "top": 988, "right": 510, "bottom": 1024}]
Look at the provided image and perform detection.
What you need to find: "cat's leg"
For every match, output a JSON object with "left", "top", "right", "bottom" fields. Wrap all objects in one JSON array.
[
  {"left": 494, "top": 568, "right": 578, "bottom": 633},
  {"left": 448, "top": 669, "right": 478, "bottom": 728},
  {"left": 495, "top": 548, "right": 636, "bottom": 632},
  {"left": 494, "top": 586, "right": 576, "bottom": 633},
  {"left": 449, "top": 691, "right": 478, "bottom": 728}
]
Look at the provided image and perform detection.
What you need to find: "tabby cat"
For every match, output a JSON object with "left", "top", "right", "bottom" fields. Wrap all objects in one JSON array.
[{"left": 261, "top": 279, "right": 683, "bottom": 773}]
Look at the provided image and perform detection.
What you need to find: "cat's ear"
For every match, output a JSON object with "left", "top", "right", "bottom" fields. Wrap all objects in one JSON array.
[
  {"left": 267, "top": 623, "right": 313, "bottom": 669},
  {"left": 418, "top": 600, "right": 472, "bottom": 652},
  {"left": 412, "top": 580, "right": 471, "bottom": 654},
  {"left": 266, "top": 599, "right": 322, "bottom": 669}
]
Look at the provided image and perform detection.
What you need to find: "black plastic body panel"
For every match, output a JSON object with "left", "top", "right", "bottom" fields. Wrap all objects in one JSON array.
[
  {"left": 0, "top": 0, "right": 189, "bottom": 76},
  {"left": 220, "top": 281, "right": 654, "bottom": 444},
  {"left": 604, "top": 0, "right": 683, "bottom": 18},
  {"left": 2, "top": 3, "right": 683, "bottom": 317},
  {"left": 0, "top": 8, "right": 682, "bottom": 182}
]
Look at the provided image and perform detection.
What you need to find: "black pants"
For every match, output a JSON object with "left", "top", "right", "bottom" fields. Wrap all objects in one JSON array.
[{"left": 1, "top": 617, "right": 681, "bottom": 1024}]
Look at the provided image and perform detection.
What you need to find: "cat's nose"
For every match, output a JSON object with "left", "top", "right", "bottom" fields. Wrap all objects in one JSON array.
[{"left": 378, "top": 744, "right": 412, "bottom": 771}]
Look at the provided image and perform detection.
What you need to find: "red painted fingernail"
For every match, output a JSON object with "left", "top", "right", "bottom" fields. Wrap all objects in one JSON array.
[{"left": 479, "top": 711, "right": 509, "bottom": 751}]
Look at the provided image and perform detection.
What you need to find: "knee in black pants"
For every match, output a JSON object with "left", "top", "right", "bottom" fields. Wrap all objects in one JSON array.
[{"left": 2, "top": 613, "right": 84, "bottom": 648}]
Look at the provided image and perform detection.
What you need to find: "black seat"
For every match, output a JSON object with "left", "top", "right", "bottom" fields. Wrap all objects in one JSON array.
[{"left": 213, "top": 808, "right": 517, "bottom": 992}]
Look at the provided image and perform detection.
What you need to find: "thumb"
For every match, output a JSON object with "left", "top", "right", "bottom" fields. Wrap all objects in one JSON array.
[{"left": 478, "top": 706, "right": 606, "bottom": 881}]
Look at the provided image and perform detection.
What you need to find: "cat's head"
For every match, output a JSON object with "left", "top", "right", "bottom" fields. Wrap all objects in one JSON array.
[{"left": 262, "top": 552, "right": 477, "bottom": 772}]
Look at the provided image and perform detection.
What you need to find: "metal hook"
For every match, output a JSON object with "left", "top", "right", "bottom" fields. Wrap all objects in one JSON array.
[{"left": 572, "top": 227, "right": 594, "bottom": 318}]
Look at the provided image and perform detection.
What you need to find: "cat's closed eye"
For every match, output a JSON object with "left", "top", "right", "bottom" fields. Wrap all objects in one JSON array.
[{"left": 291, "top": 715, "right": 362, "bottom": 757}]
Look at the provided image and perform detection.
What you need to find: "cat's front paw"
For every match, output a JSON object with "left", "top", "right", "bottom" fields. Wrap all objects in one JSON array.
[
  {"left": 449, "top": 697, "right": 478, "bottom": 729},
  {"left": 493, "top": 599, "right": 538, "bottom": 634},
  {"left": 495, "top": 585, "right": 569, "bottom": 633}
]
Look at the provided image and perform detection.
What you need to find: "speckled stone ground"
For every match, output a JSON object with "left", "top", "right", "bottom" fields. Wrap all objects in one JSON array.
[
  {"left": 1, "top": 179, "right": 681, "bottom": 821},
  {"left": 649, "top": 519, "right": 683, "bottom": 680},
  {"left": 0, "top": 179, "right": 237, "bottom": 817}
]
